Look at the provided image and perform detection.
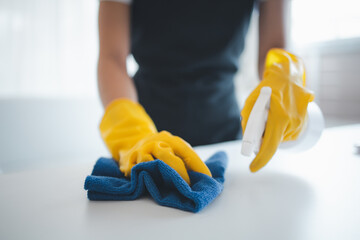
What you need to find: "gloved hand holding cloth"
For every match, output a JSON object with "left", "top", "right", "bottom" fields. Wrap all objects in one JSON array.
[
  {"left": 99, "top": 99, "right": 212, "bottom": 185},
  {"left": 241, "top": 48, "right": 315, "bottom": 172}
]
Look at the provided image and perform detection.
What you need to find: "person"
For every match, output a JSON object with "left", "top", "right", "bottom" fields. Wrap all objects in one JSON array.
[{"left": 97, "top": 0, "right": 314, "bottom": 183}]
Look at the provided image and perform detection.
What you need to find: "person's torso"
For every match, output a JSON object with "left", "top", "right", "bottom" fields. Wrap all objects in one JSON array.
[{"left": 130, "top": 0, "right": 255, "bottom": 146}]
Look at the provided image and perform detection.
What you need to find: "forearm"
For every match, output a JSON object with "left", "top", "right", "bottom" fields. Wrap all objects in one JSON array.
[
  {"left": 258, "top": 0, "right": 287, "bottom": 78},
  {"left": 98, "top": 56, "right": 137, "bottom": 108},
  {"left": 98, "top": 1, "right": 134, "bottom": 108}
]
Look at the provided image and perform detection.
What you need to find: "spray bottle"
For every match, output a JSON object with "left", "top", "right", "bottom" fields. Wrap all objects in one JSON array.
[{"left": 241, "top": 86, "right": 325, "bottom": 157}]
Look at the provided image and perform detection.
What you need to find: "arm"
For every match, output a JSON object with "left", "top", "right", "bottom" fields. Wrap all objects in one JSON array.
[
  {"left": 258, "top": 0, "right": 288, "bottom": 78},
  {"left": 98, "top": 1, "right": 137, "bottom": 108}
]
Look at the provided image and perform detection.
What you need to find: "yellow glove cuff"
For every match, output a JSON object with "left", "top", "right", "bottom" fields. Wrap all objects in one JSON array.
[
  {"left": 265, "top": 48, "right": 307, "bottom": 87},
  {"left": 99, "top": 99, "right": 157, "bottom": 160}
]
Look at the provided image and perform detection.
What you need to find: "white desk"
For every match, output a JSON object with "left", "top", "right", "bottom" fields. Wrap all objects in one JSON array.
[{"left": 1, "top": 125, "right": 359, "bottom": 240}]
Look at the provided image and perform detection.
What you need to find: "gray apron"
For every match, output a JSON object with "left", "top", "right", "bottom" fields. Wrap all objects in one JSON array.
[{"left": 131, "top": 0, "right": 255, "bottom": 146}]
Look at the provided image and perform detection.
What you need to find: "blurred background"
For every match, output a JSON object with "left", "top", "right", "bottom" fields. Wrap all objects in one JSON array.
[{"left": 0, "top": 0, "right": 359, "bottom": 173}]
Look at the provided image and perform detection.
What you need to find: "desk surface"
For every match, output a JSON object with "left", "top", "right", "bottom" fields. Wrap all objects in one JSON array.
[{"left": 1, "top": 125, "right": 359, "bottom": 240}]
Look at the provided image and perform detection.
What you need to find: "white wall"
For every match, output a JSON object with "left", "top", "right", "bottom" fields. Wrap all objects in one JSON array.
[
  {"left": 0, "top": 0, "right": 99, "bottom": 97},
  {"left": 0, "top": 97, "right": 108, "bottom": 173},
  {"left": 0, "top": 0, "right": 104, "bottom": 173},
  {"left": 296, "top": 38, "right": 360, "bottom": 125}
]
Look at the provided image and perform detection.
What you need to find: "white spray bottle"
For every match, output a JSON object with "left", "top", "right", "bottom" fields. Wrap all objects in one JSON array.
[{"left": 241, "top": 86, "right": 325, "bottom": 157}]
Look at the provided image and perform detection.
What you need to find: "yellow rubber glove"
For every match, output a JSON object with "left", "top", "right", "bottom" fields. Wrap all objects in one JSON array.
[
  {"left": 241, "top": 49, "right": 315, "bottom": 172},
  {"left": 99, "top": 99, "right": 212, "bottom": 184}
]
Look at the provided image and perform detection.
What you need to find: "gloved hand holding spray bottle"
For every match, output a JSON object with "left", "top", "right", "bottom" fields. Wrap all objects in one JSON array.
[{"left": 241, "top": 49, "right": 324, "bottom": 172}]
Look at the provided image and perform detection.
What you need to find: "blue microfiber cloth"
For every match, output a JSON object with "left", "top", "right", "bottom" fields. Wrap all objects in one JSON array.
[{"left": 84, "top": 151, "right": 228, "bottom": 213}]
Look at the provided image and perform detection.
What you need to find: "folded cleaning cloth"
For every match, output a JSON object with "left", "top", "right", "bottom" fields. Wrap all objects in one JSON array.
[{"left": 84, "top": 151, "right": 228, "bottom": 213}]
